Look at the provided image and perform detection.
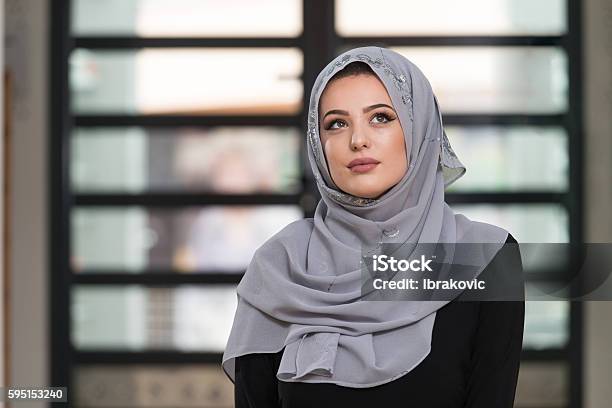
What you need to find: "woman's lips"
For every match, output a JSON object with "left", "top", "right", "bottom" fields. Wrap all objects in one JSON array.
[
  {"left": 348, "top": 157, "right": 380, "bottom": 173},
  {"left": 350, "top": 163, "right": 379, "bottom": 173}
]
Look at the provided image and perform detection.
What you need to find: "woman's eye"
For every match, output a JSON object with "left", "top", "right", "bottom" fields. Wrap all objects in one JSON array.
[
  {"left": 372, "top": 113, "right": 391, "bottom": 124},
  {"left": 327, "top": 119, "right": 346, "bottom": 130}
]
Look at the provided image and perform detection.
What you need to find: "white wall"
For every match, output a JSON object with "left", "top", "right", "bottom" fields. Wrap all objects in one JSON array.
[
  {"left": 5, "top": 0, "right": 48, "bottom": 405},
  {"left": 583, "top": 0, "right": 612, "bottom": 407}
]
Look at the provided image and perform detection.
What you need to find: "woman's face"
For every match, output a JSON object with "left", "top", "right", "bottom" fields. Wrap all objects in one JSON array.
[{"left": 318, "top": 74, "right": 408, "bottom": 199}]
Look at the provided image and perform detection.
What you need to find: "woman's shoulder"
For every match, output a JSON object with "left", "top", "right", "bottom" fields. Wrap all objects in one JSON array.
[
  {"left": 253, "top": 218, "right": 313, "bottom": 256},
  {"left": 270, "top": 218, "right": 313, "bottom": 239},
  {"left": 453, "top": 211, "right": 520, "bottom": 246}
]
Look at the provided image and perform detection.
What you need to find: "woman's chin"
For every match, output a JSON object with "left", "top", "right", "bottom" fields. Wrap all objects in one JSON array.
[{"left": 343, "top": 185, "right": 386, "bottom": 199}]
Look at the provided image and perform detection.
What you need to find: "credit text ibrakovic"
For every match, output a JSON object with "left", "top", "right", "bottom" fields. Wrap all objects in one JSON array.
[{"left": 370, "top": 254, "right": 486, "bottom": 291}]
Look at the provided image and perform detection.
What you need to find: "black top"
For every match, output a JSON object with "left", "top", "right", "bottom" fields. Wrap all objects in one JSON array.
[{"left": 233, "top": 234, "right": 524, "bottom": 408}]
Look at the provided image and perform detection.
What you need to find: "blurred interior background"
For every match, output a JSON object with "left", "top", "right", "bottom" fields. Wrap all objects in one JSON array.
[{"left": 1, "top": 0, "right": 612, "bottom": 407}]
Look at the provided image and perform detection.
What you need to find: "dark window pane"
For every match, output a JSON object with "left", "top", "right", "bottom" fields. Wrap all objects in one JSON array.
[{"left": 515, "top": 362, "right": 568, "bottom": 407}]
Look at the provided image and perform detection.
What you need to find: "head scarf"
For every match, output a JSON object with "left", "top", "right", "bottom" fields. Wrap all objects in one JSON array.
[{"left": 222, "top": 46, "right": 509, "bottom": 387}]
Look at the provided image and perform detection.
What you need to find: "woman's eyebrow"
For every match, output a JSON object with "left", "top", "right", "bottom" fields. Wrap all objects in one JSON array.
[{"left": 322, "top": 103, "right": 395, "bottom": 120}]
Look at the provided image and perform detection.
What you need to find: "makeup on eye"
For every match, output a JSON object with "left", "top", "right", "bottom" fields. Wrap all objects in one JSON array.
[
  {"left": 324, "top": 110, "right": 397, "bottom": 130},
  {"left": 322, "top": 103, "right": 396, "bottom": 119}
]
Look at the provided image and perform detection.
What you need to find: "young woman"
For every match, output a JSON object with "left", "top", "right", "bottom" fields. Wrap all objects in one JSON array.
[{"left": 222, "top": 46, "right": 525, "bottom": 407}]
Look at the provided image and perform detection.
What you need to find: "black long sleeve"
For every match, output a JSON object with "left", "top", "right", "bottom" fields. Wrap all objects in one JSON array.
[
  {"left": 234, "top": 351, "right": 282, "bottom": 407},
  {"left": 464, "top": 234, "right": 525, "bottom": 407},
  {"left": 233, "top": 234, "right": 525, "bottom": 407},
  {"left": 464, "top": 300, "right": 525, "bottom": 407}
]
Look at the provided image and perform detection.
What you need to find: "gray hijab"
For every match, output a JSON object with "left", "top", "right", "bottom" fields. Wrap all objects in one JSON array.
[{"left": 222, "top": 46, "right": 509, "bottom": 388}]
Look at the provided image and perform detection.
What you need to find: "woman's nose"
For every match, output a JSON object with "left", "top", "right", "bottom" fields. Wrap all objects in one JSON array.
[{"left": 350, "top": 128, "right": 372, "bottom": 151}]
